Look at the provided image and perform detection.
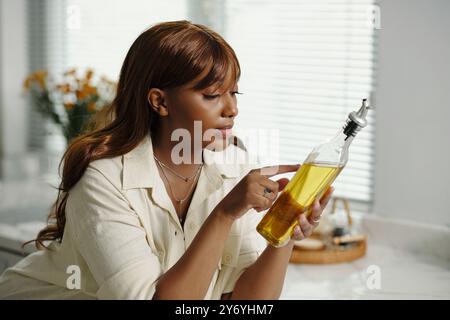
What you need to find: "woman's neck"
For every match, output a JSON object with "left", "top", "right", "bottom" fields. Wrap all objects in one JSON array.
[{"left": 151, "top": 121, "right": 203, "bottom": 171}]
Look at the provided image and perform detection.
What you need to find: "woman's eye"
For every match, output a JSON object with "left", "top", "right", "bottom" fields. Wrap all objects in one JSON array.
[
  {"left": 203, "top": 94, "right": 220, "bottom": 100},
  {"left": 203, "top": 91, "right": 242, "bottom": 100}
]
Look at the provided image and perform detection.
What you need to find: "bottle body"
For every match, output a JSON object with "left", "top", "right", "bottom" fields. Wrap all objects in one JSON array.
[{"left": 257, "top": 130, "right": 353, "bottom": 247}]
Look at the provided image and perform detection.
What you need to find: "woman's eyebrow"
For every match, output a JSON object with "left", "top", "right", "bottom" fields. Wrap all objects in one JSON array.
[{"left": 199, "top": 80, "right": 238, "bottom": 93}]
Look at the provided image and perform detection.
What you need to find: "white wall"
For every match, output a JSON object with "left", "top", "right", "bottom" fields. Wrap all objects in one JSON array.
[{"left": 373, "top": 0, "right": 450, "bottom": 226}]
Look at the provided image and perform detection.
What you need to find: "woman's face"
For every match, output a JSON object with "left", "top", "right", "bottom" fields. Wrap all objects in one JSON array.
[{"left": 163, "top": 74, "right": 239, "bottom": 150}]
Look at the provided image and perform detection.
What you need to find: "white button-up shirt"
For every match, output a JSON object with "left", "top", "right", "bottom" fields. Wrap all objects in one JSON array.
[{"left": 0, "top": 135, "right": 267, "bottom": 299}]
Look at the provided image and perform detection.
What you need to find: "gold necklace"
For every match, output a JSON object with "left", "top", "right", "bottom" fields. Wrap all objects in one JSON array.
[
  {"left": 153, "top": 155, "right": 202, "bottom": 182},
  {"left": 155, "top": 157, "right": 203, "bottom": 220}
]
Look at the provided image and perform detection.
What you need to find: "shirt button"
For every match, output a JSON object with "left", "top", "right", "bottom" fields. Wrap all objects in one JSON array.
[
  {"left": 223, "top": 253, "right": 232, "bottom": 264},
  {"left": 175, "top": 231, "right": 177, "bottom": 236}
]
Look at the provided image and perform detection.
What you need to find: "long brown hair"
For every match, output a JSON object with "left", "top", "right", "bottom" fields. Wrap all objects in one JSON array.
[{"left": 26, "top": 20, "right": 241, "bottom": 250}]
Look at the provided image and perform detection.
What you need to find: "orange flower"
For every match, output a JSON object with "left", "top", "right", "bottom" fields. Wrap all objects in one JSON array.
[
  {"left": 57, "top": 83, "right": 71, "bottom": 93},
  {"left": 23, "top": 70, "right": 48, "bottom": 91},
  {"left": 37, "top": 78, "right": 45, "bottom": 89},
  {"left": 64, "top": 68, "right": 77, "bottom": 76},
  {"left": 85, "top": 69, "right": 94, "bottom": 82},
  {"left": 23, "top": 78, "right": 31, "bottom": 91},
  {"left": 35, "top": 70, "right": 47, "bottom": 78},
  {"left": 82, "top": 83, "right": 97, "bottom": 96},
  {"left": 34, "top": 71, "right": 47, "bottom": 89},
  {"left": 87, "top": 101, "right": 96, "bottom": 112},
  {"left": 64, "top": 102, "right": 75, "bottom": 110},
  {"left": 76, "top": 89, "right": 87, "bottom": 100}
]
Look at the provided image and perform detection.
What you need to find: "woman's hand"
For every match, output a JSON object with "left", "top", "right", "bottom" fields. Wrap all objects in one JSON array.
[
  {"left": 291, "top": 186, "right": 335, "bottom": 241},
  {"left": 216, "top": 164, "right": 301, "bottom": 221}
]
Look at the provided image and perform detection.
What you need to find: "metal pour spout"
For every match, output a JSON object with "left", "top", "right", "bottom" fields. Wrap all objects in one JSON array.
[{"left": 349, "top": 98, "right": 371, "bottom": 128}]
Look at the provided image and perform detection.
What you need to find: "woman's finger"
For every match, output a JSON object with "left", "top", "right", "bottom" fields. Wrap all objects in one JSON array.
[
  {"left": 292, "top": 224, "right": 305, "bottom": 241},
  {"left": 258, "top": 177, "right": 280, "bottom": 195},
  {"left": 254, "top": 193, "right": 273, "bottom": 211},
  {"left": 308, "top": 198, "right": 322, "bottom": 226},
  {"left": 298, "top": 213, "right": 313, "bottom": 237},
  {"left": 319, "top": 186, "right": 334, "bottom": 210},
  {"left": 256, "top": 164, "right": 301, "bottom": 177}
]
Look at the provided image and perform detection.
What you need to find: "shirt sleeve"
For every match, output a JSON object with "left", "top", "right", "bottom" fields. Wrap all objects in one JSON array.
[
  {"left": 217, "top": 208, "right": 268, "bottom": 295},
  {"left": 214, "top": 157, "right": 269, "bottom": 296},
  {"left": 66, "top": 165, "right": 162, "bottom": 299}
]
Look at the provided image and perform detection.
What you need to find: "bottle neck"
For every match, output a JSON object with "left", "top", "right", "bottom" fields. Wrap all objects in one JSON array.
[
  {"left": 343, "top": 119, "right": 361, "bottom": 139},
  {"left": 338, "top": 118, "right": 361, "bottom": 147},
  {"left": 331, "top": 129, "right": 355, "bottom": 149}
]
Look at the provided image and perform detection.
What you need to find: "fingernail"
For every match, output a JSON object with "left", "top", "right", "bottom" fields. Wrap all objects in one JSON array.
[
  {"left": 294, "top": 225, "right": 300, "bottom": 236},
  {"left": 314, "top": 199, "right": 320, "bottom": 210}
]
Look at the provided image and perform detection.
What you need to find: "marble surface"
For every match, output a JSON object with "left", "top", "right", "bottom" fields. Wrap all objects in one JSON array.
[
  {"left": 282, "top": 244, "right": 450, "bottom": 299},
  {"left": 282, "top": 212, "right": 450, "bottom": 300}
]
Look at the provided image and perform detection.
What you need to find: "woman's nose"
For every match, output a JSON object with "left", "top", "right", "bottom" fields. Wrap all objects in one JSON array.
[{"left": 222, "top": 100, "right": 238, "bottom": 118}]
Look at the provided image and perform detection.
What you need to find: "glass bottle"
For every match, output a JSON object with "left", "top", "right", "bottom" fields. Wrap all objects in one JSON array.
[{"left": 257, "top": 99, "right": 372, "bottom": 247}]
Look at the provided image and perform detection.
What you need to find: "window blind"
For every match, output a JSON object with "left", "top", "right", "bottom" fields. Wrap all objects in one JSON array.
[
  {"left": 64, "top": 0, "right": 187, "bottom": 80},
  {"left": 27, "top": 0, "right": 376, "bottom": 203},
  {"left": 224, "top": 0, "right": 377, "bottom": 203},
  {"left": 26, "top": 0, "right": 187, "bottom": 176}
]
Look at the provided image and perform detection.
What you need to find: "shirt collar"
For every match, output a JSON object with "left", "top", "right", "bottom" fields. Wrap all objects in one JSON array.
[{"left": 122, "top": 134, "right": 243, "bottom": 190}]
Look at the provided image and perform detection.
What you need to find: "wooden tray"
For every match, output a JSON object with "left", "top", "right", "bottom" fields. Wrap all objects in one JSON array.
[{"left": 290, "top": 237, "right": 367, "bottom": 264}]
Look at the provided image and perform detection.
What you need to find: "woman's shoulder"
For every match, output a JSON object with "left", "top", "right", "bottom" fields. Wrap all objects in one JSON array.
[
  {"left": 65, "top": 156, "right": 122, "bottom": 195},
  {"left": 88, "top": 155, "right": 123, "bottom": 185},
  {"left": 69, "top": 155, "right": 125, "bottom": 200},
  {"left": 66, "top": 155, "right": 133, "bottom": 222}
]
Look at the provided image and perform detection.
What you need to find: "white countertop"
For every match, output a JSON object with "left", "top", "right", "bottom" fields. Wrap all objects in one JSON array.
[
  {"left": 282, "top": 213, "right": 450, "bottom": 300},
  {"left": 282, "top": 244, "right": 450, "bottom": 299}
]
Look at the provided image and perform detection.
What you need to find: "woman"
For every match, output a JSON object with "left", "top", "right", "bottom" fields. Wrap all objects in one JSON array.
[{"left": 0, "top": 20, "right": 333, "bottom": 299}]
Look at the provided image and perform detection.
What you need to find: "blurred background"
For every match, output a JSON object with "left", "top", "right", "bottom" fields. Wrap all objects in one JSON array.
[{"left": 0, "top": 0, "right": 449, "bottom": 294}]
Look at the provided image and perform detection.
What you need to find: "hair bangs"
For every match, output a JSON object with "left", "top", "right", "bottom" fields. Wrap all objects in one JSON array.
[{"left": 191, "top": 39, "right": 241, "bottom": 91}]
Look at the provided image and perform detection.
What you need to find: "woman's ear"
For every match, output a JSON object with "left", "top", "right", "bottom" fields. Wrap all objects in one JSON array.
[{"left": 147, "top": 88, "right": 169, "bottom": 116}]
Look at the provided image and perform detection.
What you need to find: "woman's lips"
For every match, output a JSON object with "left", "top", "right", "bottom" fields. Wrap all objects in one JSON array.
[{"left": 217, "top": 127, "right": 233, "bottom": 138}]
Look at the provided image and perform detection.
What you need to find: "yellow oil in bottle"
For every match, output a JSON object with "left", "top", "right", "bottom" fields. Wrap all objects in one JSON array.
[{"left": 257, "top": 162, "right": 343, "bottom": 247}]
